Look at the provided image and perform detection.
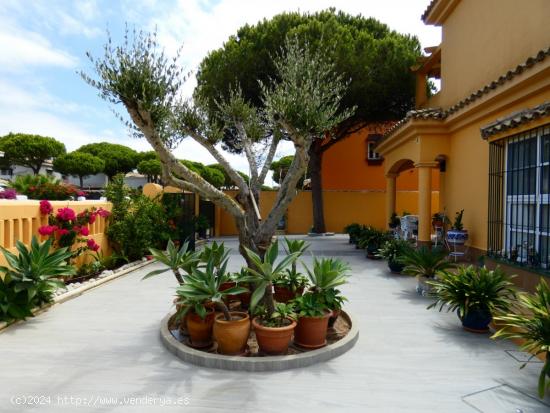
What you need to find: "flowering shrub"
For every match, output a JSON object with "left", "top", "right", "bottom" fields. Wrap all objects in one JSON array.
[
  {"left": 26, "top": 182, "right": 83, "bottom": 201},
  {"left": 0, "top": 189, "right": 17, "bottom": 199},
  {"left": 37, "top": 200, "right": 111, "bottom": 260}
]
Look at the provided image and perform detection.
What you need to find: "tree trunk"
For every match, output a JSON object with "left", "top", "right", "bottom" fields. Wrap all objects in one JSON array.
[
  {"left": 309, "top": 144, "right": 326, "bottom": 234},
  {"left": 79, "top": 175, "right": 84, "bottom": 188}
]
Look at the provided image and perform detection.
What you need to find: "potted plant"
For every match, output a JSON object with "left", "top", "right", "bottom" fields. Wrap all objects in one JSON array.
[
  {"left": 292, "top": 293, "right": 332, "bottom": 348},
  {"left": 143, "top": 239, "right": 200, "bottom": 285},
  {"left": 358, "top": 227, "right": 392, "bottom": 259},
  {"left": 176, "top": 257, "right": 249, "bottom": 352},
  {"left": 304, "top": 256, "right": 350, "bottom": 327},
  {"left": 388, "top": 213, "right": 401, "bottom": 230},
  {"left": 252, "top": 302, "right": 297, "bottom": 355},
  {"left": 194, "top": 215, "right": 210, "bottom": 239},
  {"left": 492, "top": 279, "right": 550, "bottom": 399},
  {"left": 431, "top": 212, "right": 444, "bottom": 228},
  {"left": 400, "top": 246, "right": 456, "bottom": 295},
  {"left": 377, "top": 239, "right": 414, "bottom": 273},
  {"left": 427, "top": 266, "right": 517, "bottom": 333},
  {"left": 343, "top": 223, "right": 362, "bottom": 244},
  {"left": 446, "top": 209, "right": 468, "bottom": 245},
  {"left": 273, "top": 238, "right": 310, "bottom": 302}
]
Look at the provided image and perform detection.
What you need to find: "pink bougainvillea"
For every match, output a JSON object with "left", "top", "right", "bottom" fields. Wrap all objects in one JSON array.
[
  {"left": 39, "top": 200, "right": 53, "bottom": 215},
  {"left": 56, "top": 207, "right": 76, "bottom": 222},
  {"left": 38, "top": 225, "right": 57, "bottom": 236},
  {"left": 79, "top": 226, "right": 90, "bottom": 236},
  {"left": 87, "top": 238, "right": 100, "bottom": 252}
]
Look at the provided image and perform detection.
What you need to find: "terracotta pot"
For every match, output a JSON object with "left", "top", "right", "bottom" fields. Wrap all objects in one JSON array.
[
  {"left": 273, "top": 285, "right": 304, "bottom": 303},
  {"left": 220, "top": 281, "right": 238, "bottom": 303},
  {"left": 328, "top": 308, "right": 341, "bottom": 328},
  {"left": 252, "top": 317, "right": 297, "bottom": 355},
  {"left": 186, "top": 308, "right": 216, "bottom": 348},
  {"left": 213, "top": 311, "right": 250, "bottom": 355},
  {"left": 293, "top": 310, "right": 332, "bottom": 349},
  {"left": 238, "top": 288, "right": 251, "bottom": 308}
]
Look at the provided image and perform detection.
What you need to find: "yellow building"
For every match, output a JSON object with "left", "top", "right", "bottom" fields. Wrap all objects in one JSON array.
[{"left": 377, "top": 0, "right": 550, "bottom": 284}]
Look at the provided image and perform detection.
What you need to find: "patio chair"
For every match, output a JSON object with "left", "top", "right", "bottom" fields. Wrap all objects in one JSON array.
[{"left": 400, "top": 215, "right": 418, "bottom": 242}]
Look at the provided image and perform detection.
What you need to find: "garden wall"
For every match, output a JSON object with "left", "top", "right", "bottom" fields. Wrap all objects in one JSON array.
[
  {"left": 0, "top": 200, "right": 112, "bottom": 267},
  {"left": 217, "top": 190, "right": 439, "bottom": 236}
]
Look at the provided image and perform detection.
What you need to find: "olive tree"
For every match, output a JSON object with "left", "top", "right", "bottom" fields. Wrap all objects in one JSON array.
[{"left": 82, "top": 30, "right": 352, "bottom": 266}]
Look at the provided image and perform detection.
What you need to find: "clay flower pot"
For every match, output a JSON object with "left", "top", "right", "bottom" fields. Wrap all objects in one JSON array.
[
  {"left": 252, "top": 317, "right": 297, "bottom": 355},
  {"left": 274, "top": 285, "right": 304, "bottom": 303},
  {"left": 220, "top": 281, "right": 238, "bottom": 303},
  {"left": 294, "top": 310, "right": 332, "bottom": 349},
  {"left": 186, "top": 308, "right": 216, "bottom": 348},
  {"left": 213, "top": 311, "right": 250, "bottom": 355}
]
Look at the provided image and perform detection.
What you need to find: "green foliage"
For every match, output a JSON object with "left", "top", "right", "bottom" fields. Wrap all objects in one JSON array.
[
  {"left": 180, "top": 160, "right": 225, "bottom": 188},
  {"left": 76, "top": 142, "right": 137, "bottom": 178},
  {"left": 194, "top": 215, "right": 210, "bottom": 233},
  {"left": 176, "top": 255, "right": 248, "bottom": 321},
  {"left": 389, "top": 213, "right": 401, "bottom": 229},
  {"left": 254, "top": 302, "right": 297, "bottom": 327},
  {"left": 53, "top": 151, "right": 105, "bottom": 186},
  {"left": 144, "top": 239, "right": 200, "bottom": 284},
  {"left": 195, "top": 9, "right": 420, "bottom": 149},
  {"left": 199, "top": 241, "right": 230, "bottom": 270},
  {"left": 427, "top": 266, "right": 517, "bottom": 318},
  {"left": 304, "top": 256, "right": 350, "bottom": 292},
  {"left": 492, "top": 279, "right": 550, "bottom": 398},
  {"left": 0, "top": 237, "right": 75, "bottom": 321},
  {"left": 9, "top": 174, "right": 80, "bottom": 200},
  {"left": 292, "top": 293, "right": 329, "bottom": 318},
  {"left": 343, "top": 223, "right": 363, "bottom": 242},
  {"left": 0, "top": 133, "right": 66, "bottom": 174},
  {"left": 270, "top": 155, "right": 309, "bottom": 186},
  {"left": 207, "top": 164, "right": 250, "bottom": 189},
  {"left": 377, "top": 239, "right": 414, "bottom": 263},
  {"left": 400, "top": 246, "right": 456, "bottom": 278},
  {"left": 452, "top": 209, "right": 465, "bottom": 231},
  {"left": 245, "top": 240, "right": 300, "bottom": 311},
  {"left": 137, "top": 159, "right": 162, "bottom": 182},
  {"left": 105, "top": 174, "right": 167, "bottom": 260},
  {"left": 357, "top": 227, "right": 392, "bottom": 251}
]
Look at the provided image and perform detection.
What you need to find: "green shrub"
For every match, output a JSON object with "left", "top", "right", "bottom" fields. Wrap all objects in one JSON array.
[{"left": 10, "top": 175, "right": 81, "bottom": 200}]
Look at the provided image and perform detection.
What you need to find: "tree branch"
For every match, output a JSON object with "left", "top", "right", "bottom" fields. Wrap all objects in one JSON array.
[{"left": 258, "top": 134, "right": 279, "bottom": 187}]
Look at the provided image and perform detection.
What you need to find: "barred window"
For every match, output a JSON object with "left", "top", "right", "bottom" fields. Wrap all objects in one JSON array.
[{"left": 488, "top": 124, "right": 550, "bottom": 268}]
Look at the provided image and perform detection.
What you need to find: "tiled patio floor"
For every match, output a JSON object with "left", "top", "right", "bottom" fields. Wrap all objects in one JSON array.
[{"left": 0, "top": 235, "right": 548, "bottom": 412}]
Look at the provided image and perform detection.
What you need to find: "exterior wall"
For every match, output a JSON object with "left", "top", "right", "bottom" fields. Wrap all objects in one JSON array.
[
  {"left": 1, "top": 165, "right": 62, "bottom": 181},
  {"left": 0, "top": 200, "right": 112, "bottom": 267},
  {"left": 66, "top": 173, "right": 108, "bottom": 189},
  {"left": 322, "top": 125, "right": 440, "bottom": 191},
  {"left": 442, "top": 92, "right": 550, "bottom": 251},
  {"left": 437, "top": 0, "right": 550, "bottom": 107},
  {"left": 217, "top": 190, "right": 439, "bottom": 236},
  {"left": 124, "top": 176, "right": 148, "bottom": 189}
]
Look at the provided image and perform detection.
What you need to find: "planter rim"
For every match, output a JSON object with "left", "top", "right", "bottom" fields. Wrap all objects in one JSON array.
[
  {"left": 252, "top": 317, "right": 297, "bottom": 332},
  {"left": 214, "top": 311, "right": 249, "bottom": 324}
]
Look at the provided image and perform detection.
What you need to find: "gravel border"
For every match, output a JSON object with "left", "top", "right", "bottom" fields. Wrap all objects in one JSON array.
[
  {"left": 0, "top": 258, "right": 156, "bottom": 333},
  {"left": 160, "top": 310, "right": 359, "bottom": 371}
]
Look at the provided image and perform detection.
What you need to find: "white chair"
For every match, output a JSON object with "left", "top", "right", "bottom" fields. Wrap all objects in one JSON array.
[{"left": 400, "top": 215, "right": 418, "bottom": 242}]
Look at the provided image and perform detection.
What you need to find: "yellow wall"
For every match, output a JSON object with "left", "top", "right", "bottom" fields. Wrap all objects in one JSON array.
[
  {"left": 0, "top": 200, "right": 112, "bottom": 267},
  {"left": 217, "top": 190, "right": 439, "bottom": 236},
  {"left": 437, "top": 0, "right": 550, "bottom": 107}
]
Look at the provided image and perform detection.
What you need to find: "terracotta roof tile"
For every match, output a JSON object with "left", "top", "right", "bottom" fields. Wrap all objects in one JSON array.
[
  {"left": 480, "top": 101, "right": 550, "bottom": 139},
  {"left": 421, "top": 0, "right": 440, "bottom": 22}
]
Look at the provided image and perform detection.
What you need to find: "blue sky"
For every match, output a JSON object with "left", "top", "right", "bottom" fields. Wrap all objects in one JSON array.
[{"left": 0, "top": 0, "right": 440, "bottom": 176}]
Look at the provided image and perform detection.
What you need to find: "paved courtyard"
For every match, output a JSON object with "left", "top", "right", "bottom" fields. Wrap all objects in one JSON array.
[{"left": 0, "top": 235, "right": 548, "bottom": 412}]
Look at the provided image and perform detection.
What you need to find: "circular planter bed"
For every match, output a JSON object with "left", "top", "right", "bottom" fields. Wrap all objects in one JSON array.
[{"left": 160, "top": 309, "right": 359, "bottom": 371}]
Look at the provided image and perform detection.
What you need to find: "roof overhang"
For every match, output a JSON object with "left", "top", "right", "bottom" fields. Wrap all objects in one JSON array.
[{"left": 422, "top": 0, "right": 461, "bottom": 26}]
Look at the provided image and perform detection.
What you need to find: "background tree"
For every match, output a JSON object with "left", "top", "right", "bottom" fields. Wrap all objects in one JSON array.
[
  {"left": 81, "top": 29, "right": 352, "bottom": 278},
  {"left": 137, "top": 159, "right": 162, "bottom": 183},
  {"left": 270, "top": 155, "right": 309, "bottom": 187},
  {"left": 208, "top": 164, "right": 250, "bottom": 189},
  {"left": 180, "top": 160, "right": 225, "bottom": 189},
  {"left": 76, "top": 142, "right": 138, "bottom": 179},
  {"left": 53, "top": 151, "right": 105, "bottom": 188},
  {"left": 195, "top": 9, "right": 421, "bottom": 233},
  {"left": 0, "top": 133, "right": 66, "bottom": 175}
]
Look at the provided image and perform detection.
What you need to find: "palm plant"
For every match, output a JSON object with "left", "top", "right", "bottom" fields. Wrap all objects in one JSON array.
[
  {"left": 143, "top": 239, "right": 199, "bottom": 284},
  {"left": 0, "top": 237, "right": 75, "bottom": 321},
  {"left": 400, "top": 246, "right": 455, "bottom": 279},
  {"left": 176, "top": 257, "right": 248, "bottom": 321},
  {"left": 492, "top": 279, "right": 550, "bottom": 398},
  {"left": 244, "top": 240, "right": 299, "bottom": 316},
  {"left": 427, "top": 266, "right": 517, "bottom": 318}
]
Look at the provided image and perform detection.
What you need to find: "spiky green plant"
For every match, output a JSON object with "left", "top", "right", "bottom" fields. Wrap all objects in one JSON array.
[
  {"left": 400, "top": 246, "right": 456, "bottom": 278},
  {"left": 427, "top": 266, "right": 517, "bottom": 318},
  {"left": 0, "top": 237, "right": 75, "bottom": 321},
  {"left": 143, "top": 239, "right": 199, "bottom": 284},
  {"left": 244, "top": 240, "right": 299, "bottom": 316},
  {"left": 303, "top": 256, "right": 350, "bottom": 311},
  {"left": 492, "top": 279, "right": 550, "bottom": 398},
  {"left": 283, "top": 238, "right": 309, "bottom": 272},
  {"left": 199, "top": 241, "right": 230, "bottom": 270}
]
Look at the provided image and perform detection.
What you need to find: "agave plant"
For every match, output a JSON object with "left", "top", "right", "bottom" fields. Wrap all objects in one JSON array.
[
  {"left": 427, "top": 266, "right": 517, "bottom": 318},
  {"left": 283, "top": 238, "right": 309, "bottom": 269},
  {"left": 244, "top": 240, "right": 299, "bottom": 316},
  {"left": 176, "top": 257, "right": 248, "bottom": 321},
  {"left": 400, "top": 246, "right": 456, "bottom": 279},
  {"left": 0, "top": 237, "right": 75, "bottom": 321},
  {"left": 492, "top": 279, "right": 550, "bottom": 398},
  {"left": 143, "top": 239, "right": 199, "bottom": 284},
  {"left": 303, "top": 256, "right": 350, "bottom": 310},
  {"left": 200, "top": 241, "right": 230, "bottom": 270}
]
